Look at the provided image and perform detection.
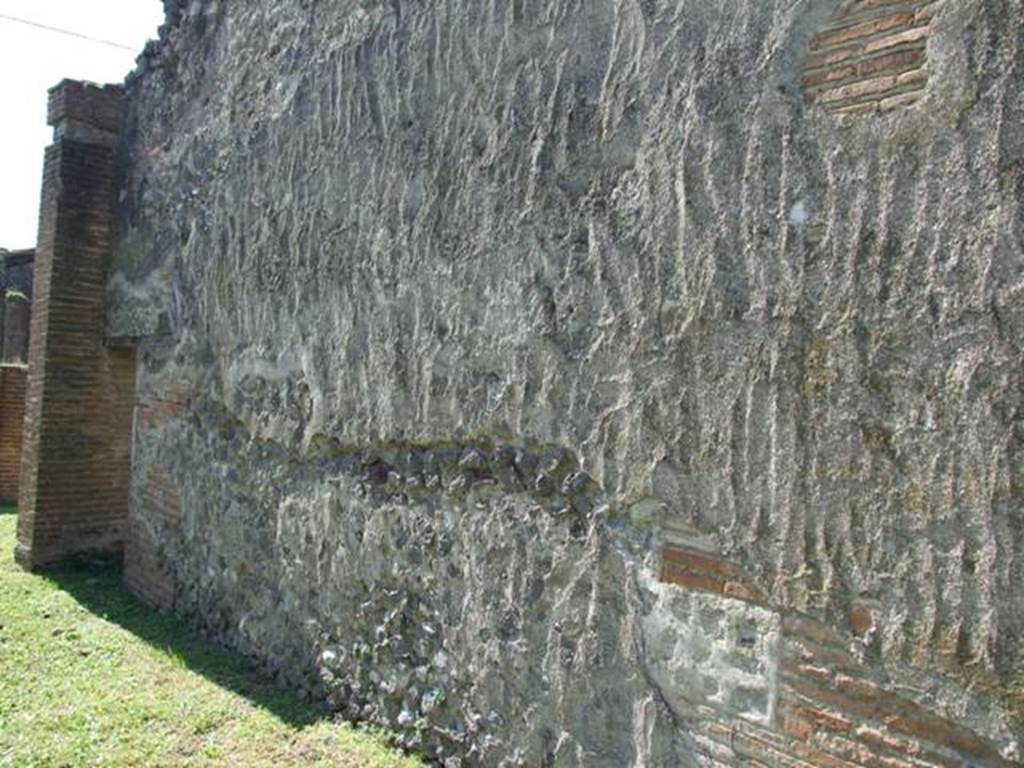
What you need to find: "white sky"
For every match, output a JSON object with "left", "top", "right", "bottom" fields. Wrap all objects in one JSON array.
[{"left": 0, "top": 1, "right": 164, "bottom": 249}]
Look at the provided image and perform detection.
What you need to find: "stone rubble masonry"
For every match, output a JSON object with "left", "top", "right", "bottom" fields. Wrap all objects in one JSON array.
[
  {"left": 659, "top": 544, "right": 1015, "bottom": 768},
  {"left": 92, "top": 0, "right": 1024, "bottom": 764},
  {"left": 15, "top": 81, "right": 136, "bottom": 569},
  {"left": 802, "top": 0, "right": 935, "bottom": 114}
]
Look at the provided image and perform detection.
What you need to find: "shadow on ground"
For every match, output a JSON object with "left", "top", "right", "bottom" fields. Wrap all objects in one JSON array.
[{"left": 43, "top": 544, "right": 326, "bottom": 730}]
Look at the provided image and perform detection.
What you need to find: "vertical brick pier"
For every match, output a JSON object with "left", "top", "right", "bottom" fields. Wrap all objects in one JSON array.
[{"left": 15, "top": 81, "right": 137, "bottom": 569}]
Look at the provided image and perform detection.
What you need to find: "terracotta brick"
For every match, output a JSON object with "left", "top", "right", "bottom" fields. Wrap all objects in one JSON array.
[
  {"left": 783, "top": 665, "right": 1013, "bottom": 767},
  {"left": 833, "top": 101, "right": 880, "bottom": 117},
  {"left": 853, "top": 727, "right": 929, "bottom": 761},
  {"left": 784, "top": 674, "right": 880, "bottom": 722},
  {"left": 660, "top": 560, "right": 726, "bottom": 594},
  {"left": 782, "top": 710, "right": 815, "bottom": 740},
  {"left": 879, "top": 91, "right": 924, "bottom": 112},
  {"left": 819, "top": 730, "right": 950, "bottom": 768},
  {"left": 662, "top": 545, "right": 740, "bottom": 577},
  {"left": 834, "top": 673, "right": 884, "bottom": 699},
  {"left": 781, "top": 660, "right": 834, "bottom": 683},
  {"left": 897, "top": 68, "right": 927, "bottom": 87},
  {"left": 733, "top": 726, "right": 862, "bottom": 768},
  {"left": 858, "top": 48, "right": 925, "bottom": 78},
  {"left": 803, "top": 65, "right": 857, "bottom": 89},
  {"left": 805, "top": 45, "right": 861, "bottom": 72},
  {"left": 848, "top": 0, "right": 928, "bottom": 11},
  {"left": 812, "top": 14, "right": 917, "bottom": 52},
  {"left": 784, "top": 702, "right": 855, "bottom": 734},
  {"left": 864, "top": 26, "right": 930, "bottom": 54},
  {"left": 142, "top": 469, "right": 183, "bottom": 528},
  {"left": 879, "top": 709, "right": 1010, "bottom": 766},
  {"left": 820, "top": 74, "right": 898, "bottom": 104}
]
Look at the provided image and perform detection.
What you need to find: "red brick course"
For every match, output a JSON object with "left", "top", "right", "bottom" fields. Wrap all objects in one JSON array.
[
  {"left": 137, "top": 379, "right": 192, "bottom": 432},
  {"left": 124, "top": 376, "right": 191, "bottom": 607},
  {"left": 659, "top": 545, "right": 1013, "bottom": 767},
  {"left": 0, "top": 366, "right": 27, "bottom": 504},
  {"left": 802, "top": 0, "right": 936, "bottom": 115},
  {"left": 123, "top": 516, "right": 175, "bottom": 611}
]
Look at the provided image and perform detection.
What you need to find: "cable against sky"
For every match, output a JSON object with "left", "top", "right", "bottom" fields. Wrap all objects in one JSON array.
[
  {"left": 0, "top": 12, "right": 135, "bottom": 51},
  {"left": 0, "top": 0, "right": 163, "bottom": 248}
]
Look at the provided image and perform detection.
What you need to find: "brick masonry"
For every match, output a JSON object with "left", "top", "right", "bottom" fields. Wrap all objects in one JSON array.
[
  {"left": 15, "top": 82, "right": 137, "bottom": 569},
  {"left": 803, "top": 0, "right": 936, "bottom": 115},
  {"left": 0, "top": 251, "right": 33, "bottom": 505},
  {"left": 659, "top": 544, "right": 1014, "bottom": 767},
  {"left": 0, "top": 366, "right": 26, "bottom": 505},
  {"left": 2, "top": 292, "right": 31, "bottom": 365},
  {"left": 123, "top": 375, "right": 191, "bottom": 609}
]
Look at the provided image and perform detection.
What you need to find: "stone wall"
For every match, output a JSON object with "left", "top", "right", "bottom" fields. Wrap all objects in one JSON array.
[{"left": 106, "top": 0, "right": 1022, "bottom": 765}]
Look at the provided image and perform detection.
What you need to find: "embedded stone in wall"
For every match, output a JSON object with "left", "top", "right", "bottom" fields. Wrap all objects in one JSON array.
[
  {"left": 803, "top": 0, "right": 937, "bottom": 114},
  {"left": 643, "top": 581, "right": 782, "bottom": 728}
]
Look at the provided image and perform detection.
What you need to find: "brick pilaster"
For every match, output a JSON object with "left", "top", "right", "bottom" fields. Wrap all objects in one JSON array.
[{"left": 15, "top": 81, "right": 136, "bottom": 568}]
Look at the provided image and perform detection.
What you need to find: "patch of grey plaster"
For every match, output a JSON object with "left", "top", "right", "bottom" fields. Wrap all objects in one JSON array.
[
  {"left": 641, "top": 573, "right": 781, "bottom": 728},
  {"left": 106, "top": 270, "right": 171, "bottom": 338},
  {"left": 787, "top": 200, "right": 808, "bottom": 228}
]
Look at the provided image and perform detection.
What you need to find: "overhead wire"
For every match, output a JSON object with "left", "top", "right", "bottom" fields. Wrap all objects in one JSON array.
[{"left": 0, "top": 12, "right": 137, "bottom": 51}]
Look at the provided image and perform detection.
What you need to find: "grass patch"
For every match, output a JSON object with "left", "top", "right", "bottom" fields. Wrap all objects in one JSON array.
[{"left": 0, "top": 506, "right": 422, "bottom": 768}]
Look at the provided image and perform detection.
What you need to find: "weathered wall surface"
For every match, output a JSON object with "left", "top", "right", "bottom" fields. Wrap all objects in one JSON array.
[
  {"left": 0, "top": 249, "right": 33, "bottom": 504},
  {"left": 0, "top": 367, "right": 27, "bottom": 505},
  {"left": 110, "top": 0, "right": 1023, "bottom": 764}
]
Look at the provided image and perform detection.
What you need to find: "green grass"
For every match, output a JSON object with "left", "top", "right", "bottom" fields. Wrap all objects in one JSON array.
[{"left": 0, "top": 507, "right": 422, "bottom": 768}]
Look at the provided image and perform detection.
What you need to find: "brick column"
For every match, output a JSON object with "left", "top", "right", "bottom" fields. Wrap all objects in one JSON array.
[{"left": 15, "top": 80, "right": 136, "bottom": 568}]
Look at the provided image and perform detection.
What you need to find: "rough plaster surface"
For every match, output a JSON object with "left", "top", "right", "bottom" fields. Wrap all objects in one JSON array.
[{"left": 110, "top": 0, "right": 1023, "bottom": 763}]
